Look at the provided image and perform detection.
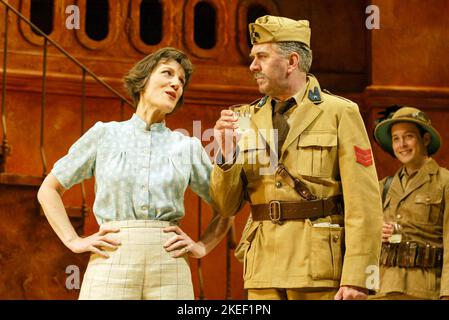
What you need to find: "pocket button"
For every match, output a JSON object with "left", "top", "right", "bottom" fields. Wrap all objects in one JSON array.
[{"left": 332, "top": 234, "right": 340, "bottom": 242}]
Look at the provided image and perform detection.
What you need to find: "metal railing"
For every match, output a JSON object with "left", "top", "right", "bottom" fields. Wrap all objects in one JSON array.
[
  {"left": 0, "top": 0, "right": 134, "bottom": 175},
  {"left": 0, "top": 2, "right": 10, "bottom": 172}
]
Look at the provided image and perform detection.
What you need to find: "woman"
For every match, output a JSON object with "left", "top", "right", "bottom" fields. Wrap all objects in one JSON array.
[{"left": 37, "top": 47, "right": 232, "bottom": 300}]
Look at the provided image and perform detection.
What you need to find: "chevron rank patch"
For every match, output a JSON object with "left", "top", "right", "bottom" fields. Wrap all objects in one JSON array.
[{"left": 354, "top": 146, "right": 373, "bottom": 167}]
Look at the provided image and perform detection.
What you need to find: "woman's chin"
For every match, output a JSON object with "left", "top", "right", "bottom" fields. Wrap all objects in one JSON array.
[{"left": 163, "top": 103, "right": 177, "bottom": 114}]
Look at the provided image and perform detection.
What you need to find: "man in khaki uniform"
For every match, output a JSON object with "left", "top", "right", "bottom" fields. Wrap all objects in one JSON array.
[
  {"left": 210, "top": 15, "right": 383, "bottom": 300},
  {"left": 373, "top": 106, "right": 449, "bottom": 300}
]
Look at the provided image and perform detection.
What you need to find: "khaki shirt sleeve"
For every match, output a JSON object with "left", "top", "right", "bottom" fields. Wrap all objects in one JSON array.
[
  {"left": 440, "top": 183, "right": 449, "bottom": 298},
  {"left": 210, "top": 104, "right": 253, "bottom": 218},
  {"left": 210, "top": 157, "right": 245, "bottom": 218},
  {"left": 337, "top": 103, "right": 383, "bottom": 291}
]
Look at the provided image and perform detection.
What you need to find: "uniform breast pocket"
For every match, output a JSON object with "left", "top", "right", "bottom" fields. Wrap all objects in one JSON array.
[
  {"left": 296, "top": 132, "right": 338, "bottom": 177},
  {"left": 413, "top": 193, "right": 443, "bottom": 225}
]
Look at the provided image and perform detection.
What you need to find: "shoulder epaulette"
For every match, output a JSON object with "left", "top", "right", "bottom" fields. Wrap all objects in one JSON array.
[
  {"left": 308, "top": 87, "right": 322, "bottom": 104},
  {"left": 322, "top": 89, "right": 353, "bottom": 104},
  {"left": 229, "top": 103, "right": 246, "bottom": 109},
  {"left": 254, "top": 96, "right": 268, "bottom": 108},
  {"left": 230, "top": 96, "right": 266, "bottom": 110},
  {"left": 232, "top": 96, "right": 267, "bottom": 113}
]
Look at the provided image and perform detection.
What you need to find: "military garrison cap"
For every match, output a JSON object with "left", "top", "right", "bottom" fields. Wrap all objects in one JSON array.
[{"left": 249, "top": 15, "right": 311, "bottom": 47}]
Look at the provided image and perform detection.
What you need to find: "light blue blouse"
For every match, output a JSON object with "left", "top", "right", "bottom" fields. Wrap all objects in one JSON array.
[{"left": 52, "top": 114, "right": 212, "bottom": 224}]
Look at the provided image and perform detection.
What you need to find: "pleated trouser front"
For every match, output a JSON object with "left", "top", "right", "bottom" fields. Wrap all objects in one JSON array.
[{"left": 79, "top": 220, "right": 194, "bottom": 300}]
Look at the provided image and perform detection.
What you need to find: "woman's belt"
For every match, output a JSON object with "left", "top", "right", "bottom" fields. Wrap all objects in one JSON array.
[
  {"left": 381, "top": 242, "right": 443, "bottom": 268},
  {"left": 250, "top": 195, "right": 343, "bottom": 224}
]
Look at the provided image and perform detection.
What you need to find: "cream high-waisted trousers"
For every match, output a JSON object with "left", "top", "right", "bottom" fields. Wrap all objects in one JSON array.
[{"left": 79, "top": 220, "right": 194, "bottom": 300}]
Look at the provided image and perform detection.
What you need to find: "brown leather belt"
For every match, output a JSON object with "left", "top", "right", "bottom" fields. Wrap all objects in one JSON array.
[
  {"left": 251, "top": 195, "right": 343, "bottom": 224},
  {"left": 381, "top": 242, "right": 443, "bottom": 268}
]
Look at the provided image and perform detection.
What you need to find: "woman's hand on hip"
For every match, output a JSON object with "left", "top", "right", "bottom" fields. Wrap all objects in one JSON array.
[
  {"left": 163, "top": 225, "right": 206, "bottom": 259},
  {"left": 66, "top": 224, "right": 121, "bottom": 258}
]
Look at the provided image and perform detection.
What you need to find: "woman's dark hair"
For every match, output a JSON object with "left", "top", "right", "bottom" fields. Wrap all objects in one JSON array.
[{"left": 123, "top": 47, "right": 193, "bottom": 112}]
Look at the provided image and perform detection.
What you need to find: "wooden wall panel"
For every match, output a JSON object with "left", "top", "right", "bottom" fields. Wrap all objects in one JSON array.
[
  {"left": 366, "top": 0, "right": 449, "bottom": 180},
  {"left": 0, "top": 180, "right": 89, "bottom": 299},
  {"left": 370, "top": 0, "right": 449, "bottom": 87},
  {"left": 280, "top": 0, "right": 370, "bottom": 92}
]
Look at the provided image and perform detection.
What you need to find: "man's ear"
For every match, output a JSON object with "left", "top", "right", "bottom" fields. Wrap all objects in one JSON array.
[
  {"left": 287, "top": 52, "right": 300, "bottom": 74},
  {"left": 423, "top": 132, "right": 432, "bottom": 148}
]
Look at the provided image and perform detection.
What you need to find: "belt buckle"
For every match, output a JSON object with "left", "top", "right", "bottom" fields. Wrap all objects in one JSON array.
[{"left": 269, "top": 200, "right": 282, "bottom": 224}]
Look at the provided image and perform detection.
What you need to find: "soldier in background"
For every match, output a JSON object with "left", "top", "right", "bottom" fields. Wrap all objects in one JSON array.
[
  {"left": 210, "top": 15, "right": 382, "bottom": 300},
  {"left": 373, "top": 106, "right": 449, "bottom": 299}
]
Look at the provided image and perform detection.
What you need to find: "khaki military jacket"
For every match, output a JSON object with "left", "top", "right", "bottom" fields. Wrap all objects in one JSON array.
[
  {"left": 210, "top": 75, "right": 383, "bottom": 290},
  {"left": 379, "top": 158, "right": 449, "bottom": 299}
]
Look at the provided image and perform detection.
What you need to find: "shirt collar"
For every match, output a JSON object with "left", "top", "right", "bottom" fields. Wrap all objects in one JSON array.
[
  {"left": 292, "top": 78, "right": 310, "bottom": 106},
  {"left": 268, "top": 79, "right": 309, "bottom": 114},
  {"left": 131, "top": 113, "right": 167, "bottom": 132},
  {"left": 399, "top": 157, "right": 436, "bottom": 178}
]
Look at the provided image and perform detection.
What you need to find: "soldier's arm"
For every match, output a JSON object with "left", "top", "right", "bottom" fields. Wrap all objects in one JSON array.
[
  {"left": 209, "top": 108, "right": 246, "bottom": 217},
  {"left": 210, "top": 160, "right": 245, "bottom": 217},
  {"left": 337, "top": 103, "right": 383, "bottom": 292}
]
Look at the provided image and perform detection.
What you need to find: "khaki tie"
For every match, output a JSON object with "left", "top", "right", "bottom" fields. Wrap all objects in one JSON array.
[{"left": 272, "top": 98, "right": 295, "bottom": 157}]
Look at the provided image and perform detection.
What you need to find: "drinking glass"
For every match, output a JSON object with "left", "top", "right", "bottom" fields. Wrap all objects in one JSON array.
[
  {"left": 388, "top": 222, "right": 403, "bottom": 244},
  {"left": 231, "top": 109, "right": 251, "bottom": 134}
]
